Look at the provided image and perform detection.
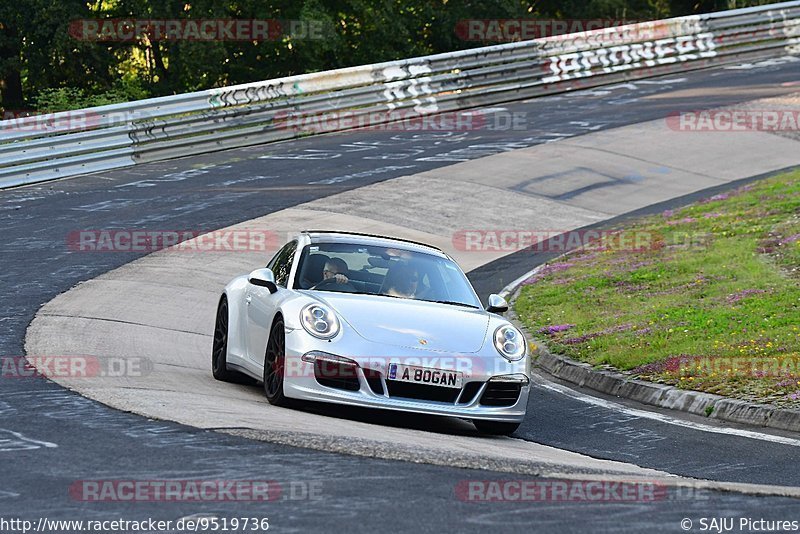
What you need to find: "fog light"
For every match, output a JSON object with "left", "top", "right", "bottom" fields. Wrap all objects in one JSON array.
[{"left": 489, "top": 373, "right": 529, "bottom": 384}]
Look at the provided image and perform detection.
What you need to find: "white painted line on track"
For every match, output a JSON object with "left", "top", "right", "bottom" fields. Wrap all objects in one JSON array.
[
  {"left": 536, "top": 379, "right": 800, "bottom": 448},
  {"left": 499, "top": 266, "right": 543, "bottom": 299},
  {"left": 468, "top": 107, "right": 508, "bottom": 113}
]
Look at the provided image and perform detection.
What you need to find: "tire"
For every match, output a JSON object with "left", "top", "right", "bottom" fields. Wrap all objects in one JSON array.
[
  {"left": 212, "top": 296, "right": 255, "bottom": 384},
  {"left": 473, "top": 420, "right": 521, "bottom": 436},
  {"left": 263, "top": 317, "right": 290, "bottom": 406}
]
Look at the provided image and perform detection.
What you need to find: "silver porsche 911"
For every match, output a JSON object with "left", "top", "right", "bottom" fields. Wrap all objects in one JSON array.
[{"left": 212, "top": 231, "right": 530, "bottom": 435}]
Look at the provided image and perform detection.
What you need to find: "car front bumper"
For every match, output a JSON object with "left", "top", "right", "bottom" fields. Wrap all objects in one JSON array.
[{"left": 281, "top": 329, "right": 531, "bottom": 422}]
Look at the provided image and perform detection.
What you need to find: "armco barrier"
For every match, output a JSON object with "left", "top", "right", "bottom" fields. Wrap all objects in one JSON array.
[{"left": 1, "top": 2, "right": 798, "bottom": 188}]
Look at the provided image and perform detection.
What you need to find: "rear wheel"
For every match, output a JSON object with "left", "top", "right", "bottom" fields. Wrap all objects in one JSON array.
[
  {"left": 264, "top": 318, "right": 289, "bottom": 406},
  {"left": 212, "top": 297, "right": 254, "bottom": 384},
  {"left": 473, "top": 420, "right": 520, "bottom": 436}
]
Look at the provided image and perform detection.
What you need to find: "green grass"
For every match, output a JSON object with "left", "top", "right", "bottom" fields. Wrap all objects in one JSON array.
[{"left": 515, "top": 170, "right": 800, "bottom": 407}]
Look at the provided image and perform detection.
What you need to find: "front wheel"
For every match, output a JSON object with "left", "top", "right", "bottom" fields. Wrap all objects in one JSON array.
[
  {"left": 263, "top": 318, "right": 290, "bottom": 406},
  {"left": 212, "top": 297, "right": 254, "bottom": 384},
  {"left": 473, "top": 420, "right": 520, "bottom": 436}
]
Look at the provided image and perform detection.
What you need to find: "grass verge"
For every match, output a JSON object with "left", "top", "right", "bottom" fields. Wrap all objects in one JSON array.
[{"left": 515, "top": 170, "right": 800, "bottom": 407}]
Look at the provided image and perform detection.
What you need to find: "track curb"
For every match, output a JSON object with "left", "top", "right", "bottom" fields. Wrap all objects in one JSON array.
[{"left": 530, "top": 344, "right": 800, "bottom": 432}]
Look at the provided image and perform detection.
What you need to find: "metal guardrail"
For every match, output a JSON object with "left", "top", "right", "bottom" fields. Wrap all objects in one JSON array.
[{"left": 1, "top": 2, "right": 798, "bottom": 188}]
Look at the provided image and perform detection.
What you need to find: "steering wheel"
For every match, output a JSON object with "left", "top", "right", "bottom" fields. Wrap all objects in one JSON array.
[{"left": 309, "top": 278, "right": 342, "bottom": 290}]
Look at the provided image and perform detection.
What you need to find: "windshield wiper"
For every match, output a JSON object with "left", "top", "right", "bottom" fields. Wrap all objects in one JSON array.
[{"left": 428, "top": 300, "right": 480, "bottom": 309}]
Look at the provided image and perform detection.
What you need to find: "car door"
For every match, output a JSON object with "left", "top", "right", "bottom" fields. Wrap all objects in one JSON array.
[{"left": 246, "top": 239, "right": 297, "bottom": 364}]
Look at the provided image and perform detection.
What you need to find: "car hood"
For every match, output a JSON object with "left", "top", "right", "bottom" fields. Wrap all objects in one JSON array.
[{"left": 313, "top": 292, "right": 489, "bottom": 353}]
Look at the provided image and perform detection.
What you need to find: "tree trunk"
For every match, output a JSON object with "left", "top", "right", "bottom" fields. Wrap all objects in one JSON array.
[
  {"left": 151, "top": 41, "right": 170, "bottom": 94},
  {"left": 1, "top": 68, "right": 24, "bottom": 111},
  {"left": 0, "top": 22, "right": 25, "bottom": 110}
]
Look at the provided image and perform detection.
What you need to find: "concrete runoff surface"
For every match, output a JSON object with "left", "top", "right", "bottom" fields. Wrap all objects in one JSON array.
[{"left": 26, "top": 107, "right": 800, "bottom": 487}]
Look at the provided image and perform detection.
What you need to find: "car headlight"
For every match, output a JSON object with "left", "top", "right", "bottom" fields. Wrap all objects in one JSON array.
[
  {"left": 301, "top": 304, "right": 340, "bottom": 339},
  {"left": 493, "top": 325, "right": 526, "bottom": 361}
]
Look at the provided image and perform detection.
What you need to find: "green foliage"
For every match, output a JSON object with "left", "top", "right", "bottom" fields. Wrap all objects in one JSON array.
[
  {"left": 31, "top": 78, "right": 149, "bottom": 111},
  {"left": 0, "top": 0, "right": 790, "bottom": 112}
]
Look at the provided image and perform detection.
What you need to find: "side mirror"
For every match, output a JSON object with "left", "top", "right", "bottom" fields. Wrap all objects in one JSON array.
[
  {"left": 486, "top": 294, "right": 508, "bottom": 314},
  {"left": 248, "top": 268, "right": 278, "bottom": 294}
]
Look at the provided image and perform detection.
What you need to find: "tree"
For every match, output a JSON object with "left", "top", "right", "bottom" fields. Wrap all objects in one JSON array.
[{"left": 1, "top": 0, "right": 789, "bottom": 112}]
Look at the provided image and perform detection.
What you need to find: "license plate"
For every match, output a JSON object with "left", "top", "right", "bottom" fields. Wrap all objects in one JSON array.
[{"left": 387, "top": 363, "right": 462, "bottom": 389}]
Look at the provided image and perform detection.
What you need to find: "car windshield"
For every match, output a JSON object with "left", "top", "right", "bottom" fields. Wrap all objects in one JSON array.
[{"left": 294, "top": 242, "right": 481, "bottom": 309}]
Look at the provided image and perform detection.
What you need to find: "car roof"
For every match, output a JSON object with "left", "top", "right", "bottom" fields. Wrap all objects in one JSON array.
[{"left": 301, "top": 230, "right": 447, "bottom": 257}]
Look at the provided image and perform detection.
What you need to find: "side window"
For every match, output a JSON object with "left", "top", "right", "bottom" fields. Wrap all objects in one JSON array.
[{"left": 267, "top": 240, "right": 298, "bottom": 287}]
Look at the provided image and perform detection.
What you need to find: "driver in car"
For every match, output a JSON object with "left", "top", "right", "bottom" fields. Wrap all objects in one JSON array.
[{"left": 323, "top": 258, "right": 351, "bottom": 285}]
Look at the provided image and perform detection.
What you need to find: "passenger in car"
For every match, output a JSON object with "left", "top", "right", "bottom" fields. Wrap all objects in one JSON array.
[{"left": 383, "top": 262, "right": 419, "bottom": 298}]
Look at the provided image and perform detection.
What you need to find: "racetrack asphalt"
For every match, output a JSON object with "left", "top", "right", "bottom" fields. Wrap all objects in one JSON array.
[{"left": 2, "top": 58, "right": 800, "bottom": 531}]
